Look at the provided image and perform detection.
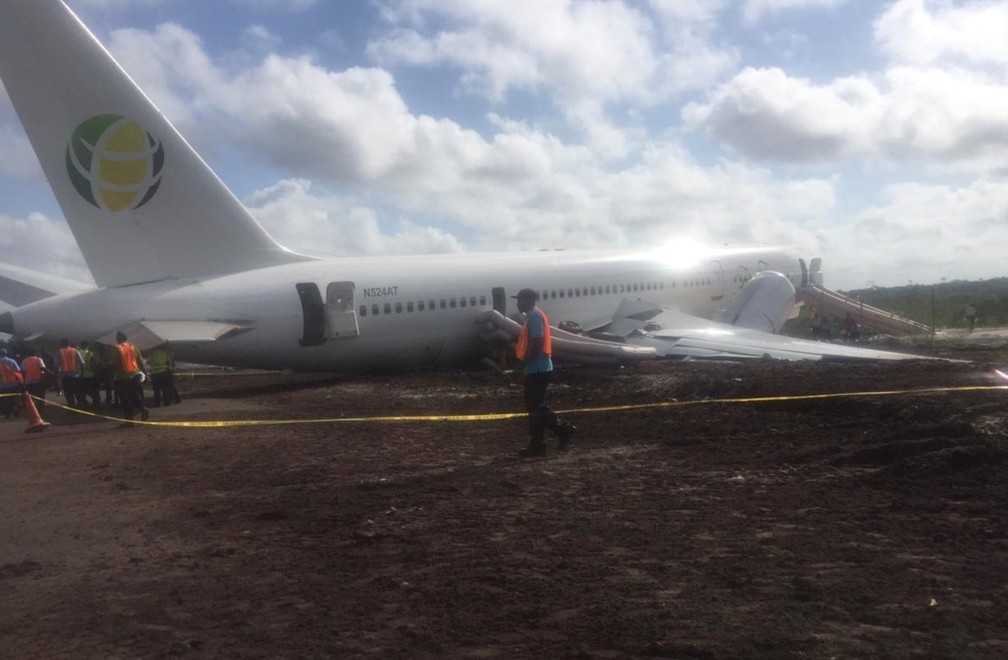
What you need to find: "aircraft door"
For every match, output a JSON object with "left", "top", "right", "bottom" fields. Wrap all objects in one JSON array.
[
  {"left": 492, "top": 287, "right": 507, "bottom": 315},
  {"left": 296, "top": 282, "right": 326, "bottom": 347},
  {"left": 709, "top": 261, "right": 725, "bottom": 302},
  {"left": 325, "top": 281, "right": 360, "bottom": 339}
]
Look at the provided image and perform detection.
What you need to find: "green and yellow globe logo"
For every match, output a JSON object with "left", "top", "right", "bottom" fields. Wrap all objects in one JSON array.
[{"left": 65, "top": 114, "right": 165, "bottom": 212}]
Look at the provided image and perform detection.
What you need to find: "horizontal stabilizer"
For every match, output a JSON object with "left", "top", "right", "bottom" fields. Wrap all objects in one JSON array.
[{"left": 0, "top": 263, "right": 94, "bottom": 307}]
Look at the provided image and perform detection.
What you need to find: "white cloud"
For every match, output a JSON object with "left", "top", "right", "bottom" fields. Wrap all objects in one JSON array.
[
  {"left": 741, "top": 0, "right": 847, "bottom": 23},
  {"left": 230, "top": 0, "right": 319, "bottom": 11},
  {"left": 0, "top": 213, "right": 91, "bottom": 282},
  {"left": 369, "top": 0, "right": 659, "bottom": 103},
  {"left": 246, "top": 179, "right": 464, "bottom": 256},
  {"left": 874, "top": 0, "right": 1008, "bottom": 69},
  {"left": 682, "top": 67, "right": 872, "bottom": 161},
  {"left": 824, "top": 179, "right": 1008, "bottom": 288},
  {"left": 107, "top": 24, "right": 224, "bottom": 126},
  {"left": 368, "top": 0, "right": 737, "bottom": 154},
  {"left": 684, "top": 66, "right": 1008, "bottom": 171},
  {"left": 68, "top": 0, "right": 170, "bottom": 8}
]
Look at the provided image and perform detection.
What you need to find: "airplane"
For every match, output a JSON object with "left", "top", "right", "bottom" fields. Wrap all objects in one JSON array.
[{"left": 0, "top": 0, "right": 923, "bottom": 372}]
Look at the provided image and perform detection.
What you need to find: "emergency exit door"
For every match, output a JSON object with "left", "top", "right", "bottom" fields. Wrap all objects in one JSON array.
[
  {"left": 325, "top": 281, "right": 359, "bottom": 338},
  {"left": 709, "top": 261, "right": 725, "bottom": 302}
]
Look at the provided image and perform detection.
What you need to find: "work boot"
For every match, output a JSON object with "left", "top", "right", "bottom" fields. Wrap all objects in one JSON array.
[
  {"left": 557, "top": 422, "right": 577, "bottom": 450},
  {"left": 521, "top": 441, "right": 547, "bottom": 458}
]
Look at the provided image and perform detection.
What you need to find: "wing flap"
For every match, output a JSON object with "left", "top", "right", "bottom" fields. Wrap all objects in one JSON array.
[
  {"left": 626, "top": 309, "right": 931, "bottom": 361},
  {"left": 97, "top": 321, "right": 246, "bottom": 351},
  {"left": 476, "top": 310, "right": 656, "bottom": 365}
]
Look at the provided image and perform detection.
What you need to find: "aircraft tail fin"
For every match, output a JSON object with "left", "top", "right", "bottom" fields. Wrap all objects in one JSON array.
[{"left": 0, "top": 0, "right": 310, "bottom": 287}]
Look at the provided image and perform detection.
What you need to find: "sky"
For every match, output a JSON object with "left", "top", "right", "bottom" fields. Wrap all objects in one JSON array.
[{"left": 1, "top": 0, "right": 1007, "bottom": 291}]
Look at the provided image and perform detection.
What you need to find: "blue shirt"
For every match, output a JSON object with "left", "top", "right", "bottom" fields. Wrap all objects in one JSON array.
[{"left": 523, "top": 307, "right": 553, "bottom": 375}]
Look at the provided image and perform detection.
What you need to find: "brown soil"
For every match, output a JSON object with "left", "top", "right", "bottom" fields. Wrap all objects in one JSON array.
[{"left": 2, "top": 351, "right": 1008, "bottom": 659}]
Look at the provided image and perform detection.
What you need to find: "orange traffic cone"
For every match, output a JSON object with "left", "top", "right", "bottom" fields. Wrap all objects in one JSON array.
[{"left": 23, "top": 391, "right": 50, "bottom": 433}]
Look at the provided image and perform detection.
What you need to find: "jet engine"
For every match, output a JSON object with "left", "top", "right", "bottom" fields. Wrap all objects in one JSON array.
[{"left": 713, "top": 271, "right": 796, "bottom": 334}]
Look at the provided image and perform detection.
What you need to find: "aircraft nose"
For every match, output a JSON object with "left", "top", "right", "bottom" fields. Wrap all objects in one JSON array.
[{"left": 0, "top": 311, "right": 12, "bottom": 335}]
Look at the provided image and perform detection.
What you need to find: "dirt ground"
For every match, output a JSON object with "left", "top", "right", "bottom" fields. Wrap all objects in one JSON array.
[{"left": 2, "top": 344, "right": 1008, "bottom": 659}]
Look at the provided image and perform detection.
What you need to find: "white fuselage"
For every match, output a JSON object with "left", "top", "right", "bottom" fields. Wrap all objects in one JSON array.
[{"left": 8, "top": 246, "right": 805, "bottom": 372}]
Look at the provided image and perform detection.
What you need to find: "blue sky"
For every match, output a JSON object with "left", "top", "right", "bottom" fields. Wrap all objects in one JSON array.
[{"left": 2, "top": 0, "right": 1007, "bottom": 290}]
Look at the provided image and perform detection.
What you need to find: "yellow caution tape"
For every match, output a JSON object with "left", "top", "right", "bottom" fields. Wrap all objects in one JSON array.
[{"left": 7, "top": 384, "right": 1004, "bottom": 429}]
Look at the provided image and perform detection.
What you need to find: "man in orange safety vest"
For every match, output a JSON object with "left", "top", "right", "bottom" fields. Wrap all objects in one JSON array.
[
  {"left": 113, "top": 332, "right": 149, "bottom": 424},
  {"left": 514, "top": 288, "right": 575, "bottom": 457},
  {"left": 20, "top": 348, "right": 50, "bottom": 410}
]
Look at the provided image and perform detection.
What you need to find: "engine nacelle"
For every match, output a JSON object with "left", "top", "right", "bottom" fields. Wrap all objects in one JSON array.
[{"left": 714, "top": 271, "right": 796, "bottom": 334}]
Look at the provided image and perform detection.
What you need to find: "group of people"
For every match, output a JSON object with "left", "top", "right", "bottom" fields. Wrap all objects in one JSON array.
[
  {"left": 0, "top": 334, "right": 180, "bottom": 424},
  {"left": 9, "top": 291, "right": 563, "bottom": 451}
]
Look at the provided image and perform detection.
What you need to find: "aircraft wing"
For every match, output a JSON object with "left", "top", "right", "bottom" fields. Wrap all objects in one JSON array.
[
  {"left": 97, "top": 321, "right": 247, "bottom": 351},
  {"left": 0, "top": 263, "right": 94, "bottom": 307},
  {"left": 609, "top": 308, "right": 929, "bottom": 361}
]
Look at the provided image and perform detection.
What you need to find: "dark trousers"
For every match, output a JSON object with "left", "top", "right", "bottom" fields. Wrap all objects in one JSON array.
[
  {"left": 25, "top": 383, "right": 46, "bottom": 410},
  {"left": 61, "top": 376, "right": 80, "bottom": 407},
  {"left": 78, "top": 376, "right": 100, "bottom": 407},
  {"left": 1, "top": 387, "right": 19, "bottom": 418},
  {"left": 114, "top": 376, "right": 147, "bottom": 420},
  {"left": 150, "top": 371, "right": 180, "bottom": 406},
  {"left": 524, "top": 371, "right": 560, "bottom": 446}
]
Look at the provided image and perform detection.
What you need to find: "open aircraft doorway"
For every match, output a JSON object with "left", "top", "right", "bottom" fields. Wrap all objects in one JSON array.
[
  {"left": 709, "top": 261, "right": 725, "bottom": 302},
  {"left": 325, "top": 281, "right": 359, "bottom": 339}
]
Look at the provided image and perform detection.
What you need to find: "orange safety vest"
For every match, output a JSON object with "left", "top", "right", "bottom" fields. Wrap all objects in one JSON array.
[
  {"left": 59, "top": 347, "right": 80, "bottom": 374},
  {"left": 1, "top": 360, "right": 23, "bottom": 385},
  {"left": 116, "top": 342, "right": 139, "bottom": 374},
  {"left": 22, "top": 356, "right": 43, "bottom": 383},
  {"left": 516, "top": 308, "right": 552, "bottom": 360}
]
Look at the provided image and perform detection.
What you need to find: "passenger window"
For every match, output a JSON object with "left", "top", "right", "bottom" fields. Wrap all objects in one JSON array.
[
  {"left": 359, "top": 305, "right": 367, "bottom": 317},
  {"left": 418, "top": 301, "right": 425, "bottom": 311},
  {"left": 460, "top": 297, "right": 467, "bottom": 308},
  {"left": 470, "top": 296, "right": 476, "bottom": 307},
  {"left": 383, "top": 303, "right": 391, "bottom": 314},
  {"left": 407, "top": 301, "right": 414, "bottom": 312},
  {"left": 372, "top": 304, "right": 379, "bottom": 315},
  {"left": 440, "top": 299, "right": 446, "bottom": 309},
  {"left": 450, "top": 298, "right": 457, "bottom": 308},
  {"left": 479, "top": 295, "right": 486, "bottom": 306},
  {"left": 429, "top": 299, "right": 435, "bottom": 310},
  {"left": 395, "top": 302, "right": 403, "bottom": 313},
  {"left": 559, "top": 289, "right": 565, "bottom": 298}
]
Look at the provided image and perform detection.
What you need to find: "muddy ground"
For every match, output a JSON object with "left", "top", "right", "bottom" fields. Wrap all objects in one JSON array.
[{"left": 2, "top": 345, "right": 1008, "bottom": 659}]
